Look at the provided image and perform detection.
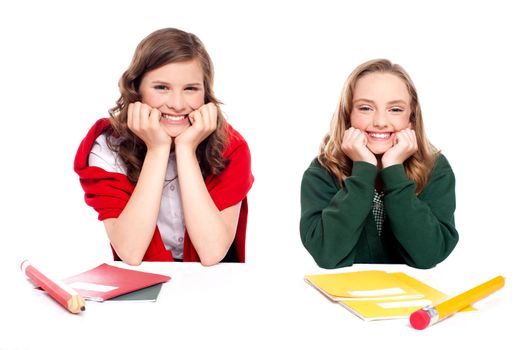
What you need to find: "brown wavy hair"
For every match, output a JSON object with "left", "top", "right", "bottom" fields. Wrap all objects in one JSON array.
[
  {"left": 107, "top": 28, "right": 228, "bottom": 184},
  {"left": 319, "top": 59, "right": 438, "bottom": 194}
]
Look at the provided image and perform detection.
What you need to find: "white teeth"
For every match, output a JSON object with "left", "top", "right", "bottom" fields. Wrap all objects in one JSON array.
[
  {"left": 161, "top": 114, "right": 186, "bottom": 121},
  {"left": 369, "top": 133, "right": 390, "bottom": 139}
]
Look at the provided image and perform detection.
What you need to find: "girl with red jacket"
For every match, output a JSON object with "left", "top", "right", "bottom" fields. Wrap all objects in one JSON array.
[{"left": 75, "top": 28, "right": 253, "bottom": 266}]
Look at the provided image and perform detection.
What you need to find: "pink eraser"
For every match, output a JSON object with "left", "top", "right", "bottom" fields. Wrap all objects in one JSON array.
[{"left": 410, "top": 309, "right": 431, "bottom": 330}]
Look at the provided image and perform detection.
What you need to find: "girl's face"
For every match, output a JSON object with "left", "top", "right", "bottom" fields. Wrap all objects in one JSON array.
[
  {"left": 139, "top": 59, "right": 205, "bottom": 138},
  {"left": 350, "top": 72, "right": 412, "bottom": 155}
]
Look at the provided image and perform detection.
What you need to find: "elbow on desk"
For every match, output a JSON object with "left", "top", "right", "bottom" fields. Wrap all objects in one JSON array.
[
  {"left": 123, "top": 257, "right": 143, "bottom": 266},
  {"left": 199, "top": 252, "right": 225, "bottom": 267},
  {"left": 315, "top": 260, "right": 345, "bottom": 270},
  {"left": 113, "top": 248, "right": 145, "bottom": 266},
  {"left": 302, "top": 250, "right": 342, "bottom": 270},
  {"left": 197, "top": 245, "right": 231, "bottom": 266},
  {"left": 193, "top": 232, "right": 236, "bottom": 266},
  {"left": 405, "top": 253, "right": 444, "bottom": 270},
  {"left": 408, "top": 260, "right": 437, "bottom": 270},
  {"left": 301, "top": 237, "right": 350, "bottom": 269},
  {"left": 406, "top": 238, "right": 459, "bottom": 270},
  {"left": 200, "top": 258, "right": 220, "bottom": 267},
  {"left": 118, "top": 255, "right": 144, "bottom": 266},
  {"left": 311, "top": 253, "right": 351, "bottom": 270}
]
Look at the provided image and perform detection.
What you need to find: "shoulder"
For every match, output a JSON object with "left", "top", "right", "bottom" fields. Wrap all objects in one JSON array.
[
  {"left": 210, "top": 122, "right": 253, "bottom": 182},
  {"left": 418, "top": 152, "right": 456, "bottom": 199},
  {"left": 430, "top": 153, "right": 454, "bottom": 176},
  {"left": 223, "top": 123, "right": 251, "bottom": 158},
  {"left": 75, "top": 118, "right": 113, "bottom": 170},
  {"left": 206, "top": 123, "right": 254, "bottom": 196},
  {"left": 78, "top": 118, "right": 113, "bottom": 153},
  {"left": 302, "top": 157, "right": 339, "bottom": 186},
  {"left": 300, "top": 157, "right": 343, "bottom": 203},
  {"left": 306, "top": 157, "right": 324, "bottom": 171},
  {"left": 86, "top": 118, "right": 112, "bottom": 140},
  {"left": 75, "top": 118, "right": 126, "bottom": 174},
  {"left": 421, "top": 152, "right": 455, "bottom": 193},
  {"left": 304, "top": 157, "right": 333, "bottom": 176},
  {"left": 88, "top": 134, "right": 126, "bottom": 174},
  {"left": 225, "top": 123, "right": 248, "bottom": 146}
]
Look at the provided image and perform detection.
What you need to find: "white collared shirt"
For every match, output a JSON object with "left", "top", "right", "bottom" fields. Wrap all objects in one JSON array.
[{"left": 88, "top": 135, "right": 185, "bottom": 259}]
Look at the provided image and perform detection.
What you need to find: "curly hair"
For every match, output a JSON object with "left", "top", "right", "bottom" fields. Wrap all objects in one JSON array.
[
  {"left": 106, "top": 28, "right": 228, "bottom": 184},
  {"left": 319, "top": 59, "right": 438, "bottom": 194}
]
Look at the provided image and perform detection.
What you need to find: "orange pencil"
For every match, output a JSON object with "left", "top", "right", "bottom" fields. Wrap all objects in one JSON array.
[
  {"left": 410, "top": 275, "right": 504, "bottom": 330},
  {"left": 21, "top": 260, "right": 85, "bottom": 314}
]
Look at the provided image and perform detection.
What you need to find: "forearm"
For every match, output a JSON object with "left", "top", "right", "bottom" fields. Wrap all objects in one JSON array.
[
  {"left": 388, "top": 204, "right": 457, "bottom": 269},
  {"left": 106, "top": 147, "right": 170, "bottom": 265},
  {"left": 382, "top": 164, "right": 458, "bottom": 268},
  {"left": 300, "top": 162, "right": 377, "bottom": 268},
  {"left": 176, "top": 147, "right": 234, "bottom": 266}
]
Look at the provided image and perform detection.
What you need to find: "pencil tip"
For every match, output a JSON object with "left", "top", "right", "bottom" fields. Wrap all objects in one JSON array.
[{"left": 81, "top": 306, "right": 86, "bottom": 311}]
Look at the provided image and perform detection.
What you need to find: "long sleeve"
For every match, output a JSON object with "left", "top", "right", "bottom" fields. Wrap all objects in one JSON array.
[
  {"left": 299, "top": 154, "right": 459, "bottom": 270},
  {"left": 300, "top": 160, "right": 378, "bottom": 268},
  {"left": 381, "top": 154, "right": 458, "bottom": 269}
]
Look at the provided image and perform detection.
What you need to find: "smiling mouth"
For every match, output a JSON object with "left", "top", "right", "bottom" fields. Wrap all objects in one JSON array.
[
  {"left": 367, "top": 132, "right": 392, "bottom": 140},
  {"left": 160, "top": 113, "right": 188, "bottom": 121}
]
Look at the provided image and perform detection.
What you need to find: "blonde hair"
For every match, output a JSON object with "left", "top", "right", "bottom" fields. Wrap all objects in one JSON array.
[{"left": 319, "top": 59, "right": 438, "bottom": 194}]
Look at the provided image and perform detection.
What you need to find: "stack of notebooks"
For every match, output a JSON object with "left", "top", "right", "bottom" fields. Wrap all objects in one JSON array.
[
  {"left": 305, "top": 270, "right": 474, "bottom": 321},
  {"left": 57, "top": 263, "right": 171, "bottom": 302}
]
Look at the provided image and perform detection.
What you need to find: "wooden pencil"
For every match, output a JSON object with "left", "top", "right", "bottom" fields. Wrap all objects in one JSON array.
[{"left": 21, "top": 260, "right": 85, "bottom": 314}]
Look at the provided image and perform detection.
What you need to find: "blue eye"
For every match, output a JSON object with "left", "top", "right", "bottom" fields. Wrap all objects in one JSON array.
[{"left": 390, "top": 107, "right": 404, "bottom": 113}]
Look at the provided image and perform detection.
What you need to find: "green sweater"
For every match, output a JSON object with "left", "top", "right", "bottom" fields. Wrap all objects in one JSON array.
[{"left": 300, "top": 154, "right": 458, "bottom": 269}]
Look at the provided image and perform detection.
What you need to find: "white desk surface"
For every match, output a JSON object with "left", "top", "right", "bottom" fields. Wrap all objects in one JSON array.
[{"left": 0, "top": 261, "right": 520, "bottom": 350}]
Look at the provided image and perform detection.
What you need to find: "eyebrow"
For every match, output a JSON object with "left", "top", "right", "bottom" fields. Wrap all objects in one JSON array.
[
  {"left": 353, "top": 98, "right": 408, "bottom": 105},
  {"left": 151, "top": 80, "right": 203, "bottom": 87}
]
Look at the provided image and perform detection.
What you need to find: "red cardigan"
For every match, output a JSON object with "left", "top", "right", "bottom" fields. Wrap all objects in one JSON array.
[{"left": 74, "top": 118, "right": 254, "bottom": 262}]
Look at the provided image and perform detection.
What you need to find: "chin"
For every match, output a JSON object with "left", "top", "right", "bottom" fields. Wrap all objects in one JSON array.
[
  {"left": 366, "top": 146, "right": 385, "bottom": 155},
  {"left": 164, "top": 125, "right": 188, "bottom": 138}
]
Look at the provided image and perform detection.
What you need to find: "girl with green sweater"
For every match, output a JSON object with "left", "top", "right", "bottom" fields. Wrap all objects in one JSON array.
[{"left": 300, "top": 59, "right": 458, "bottom": 269}]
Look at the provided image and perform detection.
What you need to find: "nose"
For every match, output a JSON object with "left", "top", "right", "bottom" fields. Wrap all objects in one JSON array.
[
  {"left": 372, "top": 110, "right": 388, "bottom": 128},
  {"left": 166, "top": 91, "right": 186, "bottom": 112}
]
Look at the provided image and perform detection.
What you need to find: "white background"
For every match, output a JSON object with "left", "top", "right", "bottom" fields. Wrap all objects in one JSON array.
[{"left": 0, "top": 0, "right": 524, "bottom": 343}]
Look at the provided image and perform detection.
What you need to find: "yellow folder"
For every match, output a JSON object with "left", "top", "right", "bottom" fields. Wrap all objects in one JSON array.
[{"left": 305, "top": 270, "right": 474, "bottom": 321}]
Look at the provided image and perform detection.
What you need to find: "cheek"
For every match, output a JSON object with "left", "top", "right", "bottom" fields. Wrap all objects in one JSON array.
[
  {"left": 141, "top": 94, "right": 163, "bottom": 108},
  {"left": 140, "top": 91, "right": 163, "bottom": 108},
  {"left": 398, "top": 113, "right": 412, "bottom": 129},
  {"left": 187, "top": 93, "right": 206, "bottom": 109},
  {"left": 350, "top": 114, "right": 368, "bottom": 129}
]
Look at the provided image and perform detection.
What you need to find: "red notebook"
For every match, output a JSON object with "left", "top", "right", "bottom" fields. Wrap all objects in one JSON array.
[{"left": 62, "top": 264, "right": 171, "bottom": 301}]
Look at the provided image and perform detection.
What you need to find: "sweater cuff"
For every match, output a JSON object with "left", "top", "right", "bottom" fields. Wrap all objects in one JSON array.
[
  {"left": 346, "top": 161, "right": 377, "bottom": 186},
  {"left": 381, "top": 164, "right": 409, "bottom": 189}
]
